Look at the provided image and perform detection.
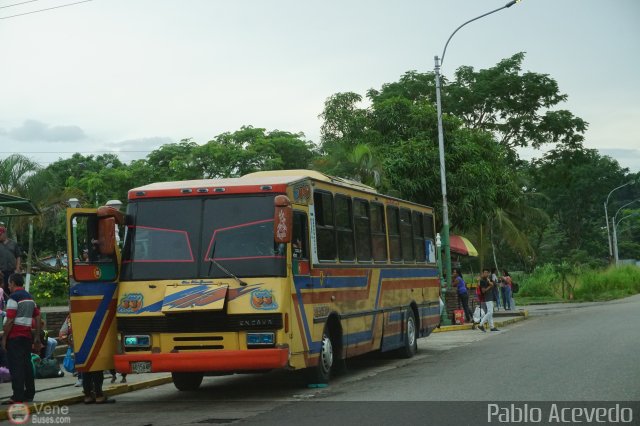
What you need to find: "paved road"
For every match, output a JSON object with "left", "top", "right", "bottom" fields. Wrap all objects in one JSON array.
[{"left": 24, "top": 295, "right": 640, "bottom": 426}]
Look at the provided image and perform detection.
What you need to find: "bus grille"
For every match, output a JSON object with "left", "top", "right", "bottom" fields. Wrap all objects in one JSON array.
[{"left": 117, "top": 312, "right": 283, "bottom": 333}]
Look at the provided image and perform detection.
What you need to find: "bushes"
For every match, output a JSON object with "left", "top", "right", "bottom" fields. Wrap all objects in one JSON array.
[
  {"left": 30, "top": 270, "right": 69, "bottom": 305},
  {"left": 519, "top": 264, "right": 559, "bottom": 298}
]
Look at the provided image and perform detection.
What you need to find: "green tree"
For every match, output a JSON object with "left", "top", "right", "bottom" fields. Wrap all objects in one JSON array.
[
  {"left": 530, "top": 145, "right": 631, "bottom": 262},
  {"left": 368, "top": 53, "right": 588, "bottom": 154}
]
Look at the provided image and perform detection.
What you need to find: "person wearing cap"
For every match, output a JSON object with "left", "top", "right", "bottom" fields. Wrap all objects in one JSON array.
[{"left": 0, "top": 226, "right": 22, "bottom": 301}]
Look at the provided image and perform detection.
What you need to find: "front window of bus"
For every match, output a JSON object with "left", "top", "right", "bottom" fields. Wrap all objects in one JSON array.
[{"left": 121, "top": 195, "right": 286, "bottom": 281}]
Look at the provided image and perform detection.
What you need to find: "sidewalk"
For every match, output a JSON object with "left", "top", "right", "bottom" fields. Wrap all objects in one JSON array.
[
  {"left": 433, "top": 308, "right": 528, "bottom": 332},
  {"left": 0, "top": 371, "right": 172, "bottom": 421}
]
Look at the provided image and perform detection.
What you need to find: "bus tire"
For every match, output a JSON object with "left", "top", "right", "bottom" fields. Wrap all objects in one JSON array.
[
  {"left": 308, "top": 326, "right": 334, "bottom": 384},
  {"left": 398, "top": 309, "right": 418, "bottom": 359},
  {"left": 172, "top": 372, "right": 203, "bottom": 391}
]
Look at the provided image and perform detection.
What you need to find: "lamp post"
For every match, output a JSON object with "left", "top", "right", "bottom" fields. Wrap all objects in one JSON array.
[
  {"left": 604, "top": 180, "right": 636, "bottom": 262},
  {"left": 434, "top": 0, "right": 519, "bottom": 288},
  {"left": 612, "top": 201, "right": 640, "bottom": 266}
]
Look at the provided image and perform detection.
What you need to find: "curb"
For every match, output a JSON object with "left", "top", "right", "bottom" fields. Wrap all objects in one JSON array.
[
  {"left": 433, "top": 310, "right": 528, "bottom": 333},
  {"left": 0, "top": 375, "right": 173, "bottom": 421}
]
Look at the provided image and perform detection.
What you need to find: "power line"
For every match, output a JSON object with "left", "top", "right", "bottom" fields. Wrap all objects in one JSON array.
[
  {"left": 0, "top": 0, "right": 41, "bottom": 10},
  {"left": 0, "top": 0, "right": 92, "bottom": 20},
  {"left": 0, "top": 150, "right": 154, "bottom": 154}
]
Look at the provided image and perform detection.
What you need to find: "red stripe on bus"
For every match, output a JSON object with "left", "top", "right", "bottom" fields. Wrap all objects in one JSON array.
[{"left": 70, "top": 299, "right": 102, "bottom": 313}]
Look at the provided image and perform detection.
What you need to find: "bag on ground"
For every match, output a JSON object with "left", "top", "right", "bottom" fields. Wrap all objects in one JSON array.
[
  {"left": 472, "top": 306, "right": 485, "bottom": 323},
  {"left": 35, "top": 358, "right": 65, "bottom": 379},
  {"left": 63, "top": 347, "right": 75, "bottom": 373},
  {"left": 0, "top": 366, "right": 10, "bottom": 383}
]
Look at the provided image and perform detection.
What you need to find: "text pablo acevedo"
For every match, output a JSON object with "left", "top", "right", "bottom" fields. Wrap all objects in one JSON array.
[{"left": 487, "top": 403, "right": 634, "bottom": 424}]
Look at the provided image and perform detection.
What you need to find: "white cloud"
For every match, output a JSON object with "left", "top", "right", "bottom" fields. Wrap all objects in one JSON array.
[{"left": 5, "top": 120, "right": 86, "bottom": 142}]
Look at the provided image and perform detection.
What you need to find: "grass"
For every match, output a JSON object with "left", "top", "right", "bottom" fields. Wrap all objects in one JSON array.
[
  {"left": 518, "top": 264, "right": 640, "bottom": 303},
  {"left": 574, "top": 265, "right": 640, "bottom": 301}
]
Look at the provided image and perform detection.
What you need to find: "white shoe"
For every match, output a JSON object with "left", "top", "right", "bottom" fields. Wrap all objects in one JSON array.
[{"left": 74, "top": 379, "right": 83, "bottom": 387}]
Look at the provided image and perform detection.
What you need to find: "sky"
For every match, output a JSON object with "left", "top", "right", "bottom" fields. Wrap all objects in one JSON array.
[{"left": 1, "top": 0, "right": 639, "bottom": 172}]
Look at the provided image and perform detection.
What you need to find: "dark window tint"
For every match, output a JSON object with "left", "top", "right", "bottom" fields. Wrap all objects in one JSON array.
[
  {"left": 335, "top": 195, "right": 355, "bottom": 261},
  {"left": 314, "top": 191, "right": 336, "bottom": 261},
  {"left": 400, "top": 208, "right": 414, "bottom": 262},
  {"left": 292, "top": 212, "right": 308, "bottom": 259},
  {"left": 386, "top": 206, "right": 401, "bottom": 262},
  {"left": 371, "top": 203, "right": 387, "bottom": 262},
  {"left": 354, "top": 199, "right": 372, "bottom": 261},
  {"left": 423, "top": 214, "right": 435, "bottom": 239},
  {"left": 412, "top": 212, "right": 425, "bottom": 262}
]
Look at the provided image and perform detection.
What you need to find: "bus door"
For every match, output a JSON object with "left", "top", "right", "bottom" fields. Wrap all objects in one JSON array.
[
  {"left": 66, "top": 206, "right": 123, "bottom": 372},
  {"left": 291, "top": 211, "right": 312, "bottom": 355}
]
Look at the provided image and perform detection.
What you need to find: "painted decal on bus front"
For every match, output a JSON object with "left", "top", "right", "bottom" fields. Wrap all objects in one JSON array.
[{"left": 118, "top": 284, "right": 260, "bottom": 314}]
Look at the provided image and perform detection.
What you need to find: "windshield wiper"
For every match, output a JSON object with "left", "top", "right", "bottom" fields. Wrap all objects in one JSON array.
[{"left": 208, "top": 240, "right": 247, "bottom": 286}]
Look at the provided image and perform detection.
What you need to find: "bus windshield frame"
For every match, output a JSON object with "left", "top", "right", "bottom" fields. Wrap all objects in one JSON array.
[{"left": 121, "top": 194, "right": 286, "bottom": 281}]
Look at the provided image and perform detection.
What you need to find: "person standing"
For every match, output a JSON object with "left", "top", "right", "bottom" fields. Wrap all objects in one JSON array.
[
  {"left": 490, "top": 268, "right": 501, "bottom": 311},
  {"left": 0, "top": 226, "right": 22, "bottom": 303},
  {"left": 478, "top": 269, "right": 499, "bottom": 332},
  {"left": 452, "top": 268, "right": 473, "bottom": 323},
  {"left": 502, "top": 270, "right": 513, "bottom": 311},
  {"left": 2, "top": 273, "right": 41, "bottom": 404}
]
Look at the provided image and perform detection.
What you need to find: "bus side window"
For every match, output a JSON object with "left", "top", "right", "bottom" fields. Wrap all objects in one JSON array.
[{"left": 292, "top": 212, "right": 308, "bottom": 259}]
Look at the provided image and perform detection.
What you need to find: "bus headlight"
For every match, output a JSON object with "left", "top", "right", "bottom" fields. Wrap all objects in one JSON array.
[
  {"left": 123, "top": 335, "right": 151, "bottom": 349},
  {"left": 247, "top": 332, "right": 275, "bottom": 348}
]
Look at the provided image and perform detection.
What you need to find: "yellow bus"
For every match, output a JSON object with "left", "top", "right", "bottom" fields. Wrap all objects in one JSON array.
[{"left": 66, "top": 170, "right": 441, "bottom": 390}]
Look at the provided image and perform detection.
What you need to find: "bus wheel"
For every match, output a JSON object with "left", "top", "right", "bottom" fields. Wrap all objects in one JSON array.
[
  {"left": 398, "top": 309, "right": 418, "bottom": 358},
  {"left": 172, "top": 372, "right": 203, "bottom": 391},
  {"left": 308, "top": 328, "right": 334, "bottom": 384}
]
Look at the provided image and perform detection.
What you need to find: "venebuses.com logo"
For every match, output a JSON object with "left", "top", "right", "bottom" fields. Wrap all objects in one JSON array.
[{"left": 8, "top": 402, "right": 71, "bottom": 424}]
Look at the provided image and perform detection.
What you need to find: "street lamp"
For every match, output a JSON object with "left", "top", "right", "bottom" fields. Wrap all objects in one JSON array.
[
  {"left": 612, "top": 200, "right": 640, "bottom": 266},
  {"left": 604, "top": 180, "right": 636, "bottom": 262},
  {"left": 434, "top": 0, "right": 519, "bottom": 288}
]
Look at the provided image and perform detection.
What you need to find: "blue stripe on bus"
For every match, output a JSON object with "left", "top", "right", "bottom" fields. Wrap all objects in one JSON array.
[
  {"left": 70, "top": 282, "right": 118, "bottom": 297},
  {"left": 344, "top": 330, "right": 374, "bottom": 346},
  {"left": 309, "top": 275, "right": 369, "bottom": 288},
  {"left": 75, "top": 283, "right": 117, "bottom": 365}
]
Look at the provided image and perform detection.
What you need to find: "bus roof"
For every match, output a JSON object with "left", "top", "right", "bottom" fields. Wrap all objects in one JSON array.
[{"left": 128, "top": 170, "right": 379, "bottom": 200}]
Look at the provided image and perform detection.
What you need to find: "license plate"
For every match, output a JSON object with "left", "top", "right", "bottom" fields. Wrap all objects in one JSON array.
[{"left": 130, "top": 361, "right": 152, "bottom": 374}]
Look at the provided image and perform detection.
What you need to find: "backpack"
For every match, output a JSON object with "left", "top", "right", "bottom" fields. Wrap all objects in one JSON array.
[
  {"left": 475, "top": 284, "right": 484, "bottom": 302},
  {"left": 35, "top": 358, "right": 65, "bottom": 379},
  {"left": 512, "top": 282, "right": 520, "bottom": 294}
]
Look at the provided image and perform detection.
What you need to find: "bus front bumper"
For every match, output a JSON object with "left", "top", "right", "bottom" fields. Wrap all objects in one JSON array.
[{"left": 114, "top": 348, "right": 290, "bottom": 374}]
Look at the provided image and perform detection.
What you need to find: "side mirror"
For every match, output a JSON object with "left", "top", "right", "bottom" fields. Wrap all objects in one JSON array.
[
  {"left": 98, "top": 217, "right": 116, "bottom": 255},
  {"left": 274, "top": 195, "right": 292, "bottom": 244}
]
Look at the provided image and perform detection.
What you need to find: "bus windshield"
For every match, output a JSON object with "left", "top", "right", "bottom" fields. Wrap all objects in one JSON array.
[{"left": 121, "top": 195, "right": 286, "bottom": 281}]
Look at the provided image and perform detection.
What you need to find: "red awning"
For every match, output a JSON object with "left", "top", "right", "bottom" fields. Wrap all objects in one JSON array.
[{"left": 450, "top": 234, "right": 478, "bottom": 257}]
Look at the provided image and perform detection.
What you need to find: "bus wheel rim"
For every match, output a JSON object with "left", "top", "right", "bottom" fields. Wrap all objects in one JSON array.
[
  {"left": 320, "top": 334, "right": 333, "bottom": 372},
  {"left": 407, "top": 315, "right": 416, "bottom": 347}
]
